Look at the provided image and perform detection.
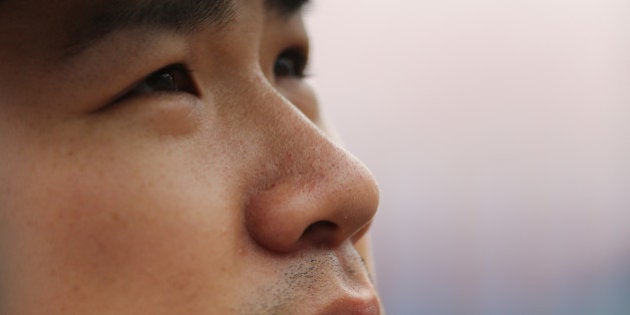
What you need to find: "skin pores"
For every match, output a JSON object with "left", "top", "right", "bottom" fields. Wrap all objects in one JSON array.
[{"left": 0, "top": 0, "right": 381, "bottom": 314}]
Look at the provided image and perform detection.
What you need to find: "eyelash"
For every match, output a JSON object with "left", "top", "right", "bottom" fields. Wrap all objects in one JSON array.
[
  {"left": 117, "top": 64, "right": 198, "bottom": 102},
  {"left": 274, "top": 48, "right": 309, "bottom": 79},
  {"left": 114, "top": 48, "right": 307, "bottom": 105}
]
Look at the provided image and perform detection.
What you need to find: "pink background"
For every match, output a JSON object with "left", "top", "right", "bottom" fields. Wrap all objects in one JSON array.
[{"left": 307, "top": 1, "right": 630, "bottom": 314}]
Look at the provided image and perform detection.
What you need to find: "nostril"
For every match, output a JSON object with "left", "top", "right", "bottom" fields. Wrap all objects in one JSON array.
[{"left": 300, "top": 221, "right": 338, "bottom": 247}]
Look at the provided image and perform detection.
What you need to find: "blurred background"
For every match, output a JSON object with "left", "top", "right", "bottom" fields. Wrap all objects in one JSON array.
[{"left": 306, "top": 0, "right": 630, "bottom": 314}]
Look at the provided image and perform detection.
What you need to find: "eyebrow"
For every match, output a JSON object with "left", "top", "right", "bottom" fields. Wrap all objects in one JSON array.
[
  {"left": 265, "top": 0, "right": 311, "bottom": 17},
  {"left": 64, "top": 0, "right": 236, "bottom": 56},
  {"left": 64, "top": 0, "right": 310, "bottom": 57}
]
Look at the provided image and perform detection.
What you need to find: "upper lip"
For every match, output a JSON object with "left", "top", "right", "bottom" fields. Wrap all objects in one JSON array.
[
  {"left": 318, "top": 293, "right": 381, "bottom": 315},
  {"left": 315, "top": 246, "right": 382, "bottom": 315}
]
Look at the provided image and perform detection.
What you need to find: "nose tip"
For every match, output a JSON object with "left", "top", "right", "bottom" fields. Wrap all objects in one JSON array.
[{"left": 245, "top": 145, "right": 379, "bottom": 253}]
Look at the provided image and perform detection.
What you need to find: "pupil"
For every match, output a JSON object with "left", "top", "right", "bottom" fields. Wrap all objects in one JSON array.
[{"left": 148, "top": 71, "right": 177, "bottom": 92}]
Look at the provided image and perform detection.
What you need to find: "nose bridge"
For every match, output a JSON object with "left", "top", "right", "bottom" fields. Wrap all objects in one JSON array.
[{"left": 243, "top": 86, "right": 379, "bottom": 253}]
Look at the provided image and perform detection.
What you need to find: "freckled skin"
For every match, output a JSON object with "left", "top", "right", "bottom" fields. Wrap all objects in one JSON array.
[{"left": 0, "top": 0, "right": 381, "bottom": 314}]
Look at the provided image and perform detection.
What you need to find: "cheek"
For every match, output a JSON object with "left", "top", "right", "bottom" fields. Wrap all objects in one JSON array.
[
  {"left": 353, "top": 233, "right": 377, "bottom": 278},
  {"left": 45, "top": 176, "right": 197, "bottom": 275},
  {"left": 2, "top": 143, "right": 247, "bottom": 309},
  {"left": 106, "top": 96, "right": 205, "bottom": 137}
]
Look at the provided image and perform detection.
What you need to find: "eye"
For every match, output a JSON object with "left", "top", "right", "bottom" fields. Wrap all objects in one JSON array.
[
  {"left": 274, "top": 48, "right": 308, "bottom": 79},
  {"left": 124, "top": 64, "right": 197, "bottom": 99}
]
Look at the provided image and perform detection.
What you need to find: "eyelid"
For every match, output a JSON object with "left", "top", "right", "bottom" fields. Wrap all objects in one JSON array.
[{"left": 110, "top": 63, "right": 198, "bottom": 104}]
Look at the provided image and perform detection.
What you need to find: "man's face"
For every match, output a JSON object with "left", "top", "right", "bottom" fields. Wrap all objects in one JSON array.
[{"left": 0, "top": 0, "right": 380, "bottom": 314}]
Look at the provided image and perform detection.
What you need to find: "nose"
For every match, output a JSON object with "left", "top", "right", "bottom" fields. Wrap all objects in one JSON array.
[{"left": 244, "top": 92, "right": 379, "bottom": 253}]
